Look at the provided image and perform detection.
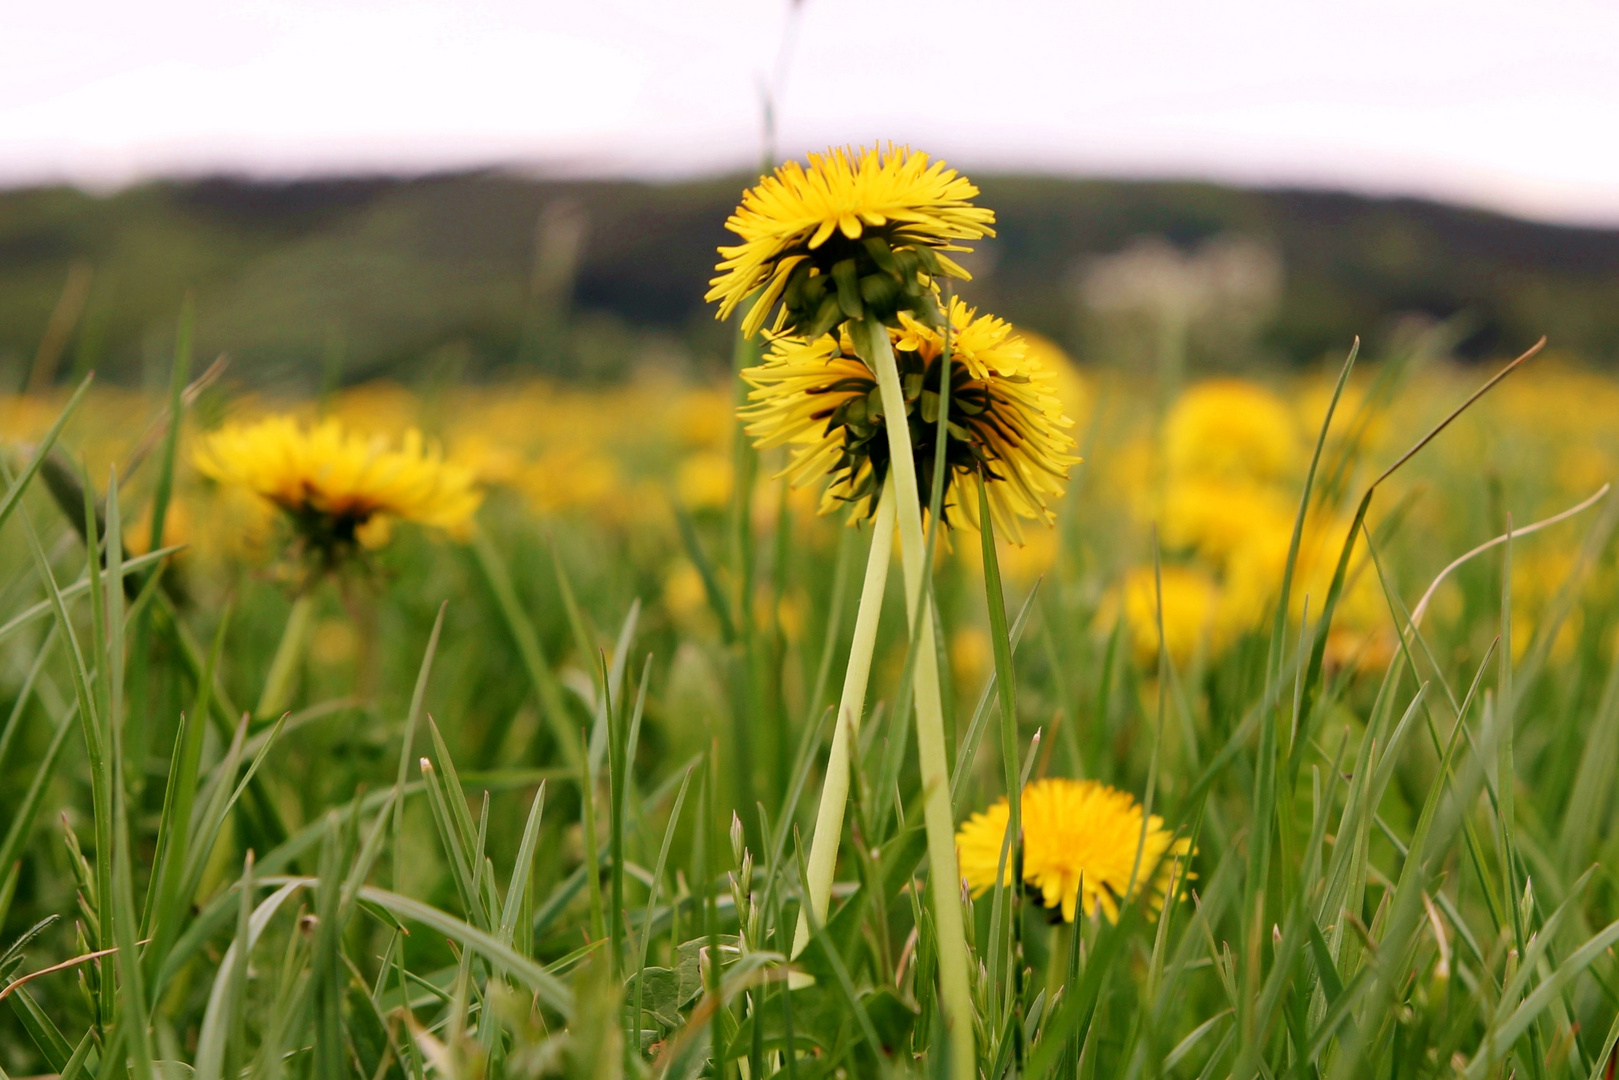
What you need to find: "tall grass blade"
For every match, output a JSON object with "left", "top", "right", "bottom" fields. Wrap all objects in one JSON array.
[
  {"left": 470, "top": 524, "right": 577, "bottom": 767},
  {"left": 147, "top": 296, "right": 193, "bottom": 558},
  {"left": 395, "top": 603, "right": 446, "bottom": 891},
  {"left": 0, "top": 375, "right": 93, "bottom": 538},
  {"left": 500, "top": 782, "right": 548, "bottom": 945},
  {"left": 192, "top": 854, "right": 254, "bottom": 1080}
]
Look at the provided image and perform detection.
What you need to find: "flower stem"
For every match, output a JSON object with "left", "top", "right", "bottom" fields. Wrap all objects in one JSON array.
[
  {"left": 255, "top": 592, "right": 315, "bottom": 720},
  {"left": 791, "top": 478, "right": 896, "bottom": 962},
  {"left": 852, "top": 316, "right": 976, "bottom": 1079}
]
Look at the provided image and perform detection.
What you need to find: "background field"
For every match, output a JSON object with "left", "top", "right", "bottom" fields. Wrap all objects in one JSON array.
[
  {"left": 2, "top": 171, "right": 1619, "bottom": 1078},
  {"left": 5, "top": 173, "right": 1619, "bottom": 392}
]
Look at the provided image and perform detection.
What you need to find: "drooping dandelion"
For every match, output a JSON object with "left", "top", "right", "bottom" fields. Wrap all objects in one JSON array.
[
  {"left": 193, "top": 415, "right": 481, "bottom": 564},
  {"left": 957, "top": 778, "right": 1192, "bottom": 923},
  {"left": 741, "top": 298, "right": 1079, "bottom": 543},
  {"left": 707, "top": 144, "right": 995, "bottom": 339}
]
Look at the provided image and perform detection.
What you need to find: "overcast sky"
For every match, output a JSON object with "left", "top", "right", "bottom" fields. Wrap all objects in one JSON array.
[{"left": 5, "top": 0, "right": 1617, "bottom": 225}]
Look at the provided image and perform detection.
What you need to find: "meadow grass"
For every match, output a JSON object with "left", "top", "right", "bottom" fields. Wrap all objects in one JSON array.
[{"left": 1, "top": 307, "right": 1618, "bottom": 1080}]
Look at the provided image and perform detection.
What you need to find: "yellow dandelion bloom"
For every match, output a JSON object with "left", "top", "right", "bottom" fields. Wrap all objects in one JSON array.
[
  {"left": 1508, "top": 546, "right": 1596, "bottom": 663},
  {"left": 957, "top": 778, "right": 1192, "bottom": 923},
  {"left": 518, "top": 447, "right": 621, "bottom": 516},
  {"left": 707, "top": 144, "right": 995, "bottom": 339},
  {"left": 739, "top": 299, "right": 1077, "bottom": 543},
  {"left": 662, "top": 560, "right": 711, "bottom": 631},
  {"left": 1020, "top": 331, "right": 1092, "bottom": 432},
  {"left": 0, "top": 395, "right": 59, "bottom": 447},
  {"left": 193, "top": 415, "right": 481, "bottom": 557},
  {"left": 893, "top": 302, "right": 1029, "bottom": 380},
  {"left": 950, "top": 625, "right": 993, "bottom": 687},
  {"left": 1160, "top": 476, "right": 1296, "bottom": 568},
  {"left": 1165, "top": 379, "right": 1298, "bottom": 484},
  {"left": 1098, "top": 564, "right": 1226, "bottom": 667},
  {"left": 676, "top": 450, "right": 734, "bottom": 511}
]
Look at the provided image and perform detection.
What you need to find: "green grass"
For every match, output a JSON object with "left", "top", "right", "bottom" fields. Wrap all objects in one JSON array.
[{"left": 1, "top": 329, "right": 1619, "bottom": 1080}]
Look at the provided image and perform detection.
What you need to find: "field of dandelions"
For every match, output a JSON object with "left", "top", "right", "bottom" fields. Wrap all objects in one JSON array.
[{"left": 4, "top": 146, "right": 1619, "bottom": 1080}]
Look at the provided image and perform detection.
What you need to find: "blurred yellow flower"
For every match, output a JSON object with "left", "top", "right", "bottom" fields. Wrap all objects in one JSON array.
[
  {"left": 1555, "top": 444, "right": 1615, "bottom": 500},
  {"left": 1160, "top": 477, "right": 1295, "bottom": 567},
  {"left": 1165, "top": 379, "right": 1298, "bottom": 483},
  {"left": 1294, "top": 377, "right": 1388, "bottom": 457},
  {"left": 677, "top": 451, "right": 734, "bottom": 511},
  {"left": 1217, "top": 514, "right": 1392, "bottom": 668},
  {"left": 669, "top": 386, "right": 735, "bottom": 450},
  {"left": 662, "top": 560, "right": 711, "bottom": 630},
  {"left": 1508, "top": 545, "right": 1598, "bottom": 663},
  {"left": 0, "top": 395, "right": 58, "bottom": 446},
  {"left": 125, "top": 492, "right": 195, "bottom": 558},
  {"left": 1095, "top": 433, "right": 1157, "bottom": 521},
  {"left": 518, "top": 448, "right": 620, "bottom": 516},
  {"left": 950, "top": 625, "right": 992, "bottom": 688},
  {"left": 957, "top": 778, "right": 1191, "bottom": 923},
  {"left": 448, "top": 430, "right": 525, "bottom": 487},
  {"left": 331, "top": 381, "right": 420, "bottom": 438},
  {"left": 310, "top": 617, "right": 360, "bottom": 667},
  {"left": 773, "top": 589, "right": 808, "bottom": 644},
  {"left": 193, "top": 415, "right": 481, "bottom": 558},
  {"left": 707, "top": 144, "right": 994, "bottom": 338},
  {"left": 1101, "top": 564, "right": 1224, "bottom": 667},
  {"left": 999, "top": 526, "right": 1060, "bottom": 584}
]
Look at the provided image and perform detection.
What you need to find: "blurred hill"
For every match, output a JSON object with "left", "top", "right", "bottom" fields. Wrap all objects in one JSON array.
[{"left": 2, "top": 170, "right": 1617, "bottom": 390}]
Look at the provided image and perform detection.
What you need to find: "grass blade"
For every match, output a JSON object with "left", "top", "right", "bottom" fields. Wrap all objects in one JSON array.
[{"left": 469, "top": 523, "right": 577, "bottom": 768}]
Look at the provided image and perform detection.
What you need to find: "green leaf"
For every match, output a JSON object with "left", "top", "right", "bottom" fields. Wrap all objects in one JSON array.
[
  {"left": 626, "top": 966, "right": 682, "bottom": 1029},
  {"left": 8, "top": 988, "right": 75, "bottom": 1072},
  {"left": 358, "top": 886, "right": 574, "bottom": 1017}
]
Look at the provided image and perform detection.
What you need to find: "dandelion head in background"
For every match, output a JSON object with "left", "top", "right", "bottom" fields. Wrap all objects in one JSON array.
[
  {"left": 956, "top": 778, "right": 1192, "bottom": 924},
  {"left": 1164, "top": 379, "right": 1299, "bottom": 484},
  {"left": 739, "top": 299, "right": 1078, "bottom": 542},
  {"left": 193, "top": 415, "right": 482, "bottom": 569},
  {"left": 706, "top": 144, "right": 996, "bottom": 339}
]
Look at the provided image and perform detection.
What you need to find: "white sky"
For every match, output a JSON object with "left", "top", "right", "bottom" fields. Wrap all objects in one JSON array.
[{"left": 4, "top": 0, "right": 1617, "bottom": 225}]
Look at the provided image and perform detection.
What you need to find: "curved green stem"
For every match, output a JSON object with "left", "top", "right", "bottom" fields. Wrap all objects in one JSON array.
[
  {"left": 792, "top": 478, "right": 897, "bottom": 962},
  {"left": 852, "top": 317, "right": 976, "bottom": 1080}
]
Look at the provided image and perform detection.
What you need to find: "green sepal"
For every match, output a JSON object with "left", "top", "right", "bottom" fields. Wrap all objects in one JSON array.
[{"left": 832, "top": 258, "right": 865, "bottom": 320}]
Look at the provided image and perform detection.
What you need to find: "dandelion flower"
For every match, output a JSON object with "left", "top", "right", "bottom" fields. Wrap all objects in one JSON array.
[
  {"left": 1165, "top": 379, "right": 1298, "bottom": 483},
  {"left": 739, "top": 299, "right": 1077, "bottom": 543},
  {"left": 1160, "top": 476, "right": 1295, "bottom": 568},
  {"left": 518, "top": 447, "right": 620, "bottom": 517},
  {"left": 707, "top": 145, "right": 995, "bottom": 339},
  {"left": 193, "top": 415, "right": 481, "bottom": 561},
  {"left": 1096, "top": 565, "right": 1225, "bottom": 667},
  {"left": 1020, "top": 331, "right": 1091, "bottom": 431},
  {"left": 956, "top": 778, "right": 1191, "bottom": 923},
  {"left": 676, "top": 450, "right": 734, "bottom": 511}
]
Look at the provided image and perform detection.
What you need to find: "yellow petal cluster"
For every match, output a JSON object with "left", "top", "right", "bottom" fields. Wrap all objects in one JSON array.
[
  {"left": 1164, "top": 378, "right": 1299, "bottom": 483},
  {"left": 707, "top": 145, "right": 995, "bottom": 338},
  {"left": 739, "top": 299, "right": 1077, "bottom": 542},
  {"left": 957, "top": 778, "right": 1192, "bottom": 923},
  {"left": 193, "top": 415, "right": 482, "bottom": 549},
  {"left": 893, "top": 302, "right": 1028, "bottom": 381}
]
